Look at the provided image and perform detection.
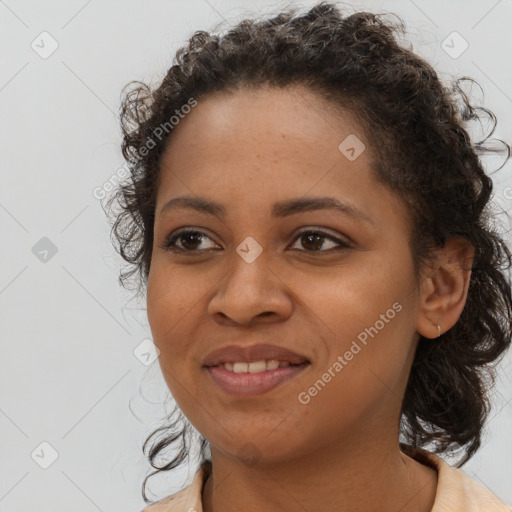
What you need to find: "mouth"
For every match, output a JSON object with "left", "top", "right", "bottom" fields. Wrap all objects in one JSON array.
[
  {"left": 221, "top": 360, "right": 297, "bottom": 373},
  {"left": 202, "top": 344, "right": 311, "bottom": 396}
]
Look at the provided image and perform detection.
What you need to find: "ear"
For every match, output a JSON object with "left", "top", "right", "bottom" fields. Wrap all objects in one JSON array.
[{"left": 416, "top": 237, "right": 475, "bottom": 339}]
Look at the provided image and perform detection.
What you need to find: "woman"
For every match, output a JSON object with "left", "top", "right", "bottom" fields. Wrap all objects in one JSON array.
[{"left": 108, "top": 2, "right": 512, "bottom": 510}]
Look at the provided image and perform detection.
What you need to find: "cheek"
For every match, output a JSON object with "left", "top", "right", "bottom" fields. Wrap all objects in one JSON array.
[
  {"left": 146, "top": 260, "right": 224, "bottom": 398},
  {"left": 146, "top": 260, "right": 213, "bottom": 338},
  {"left": 146, "top": 270, "right": 197, "bottom": 408},
  {"left": 146, "top": 264, "right": 198, "bottom": 367},
  {"left": 293, "top": 254, "right": 418, "bottom": 385},
  {"left": 285, "top": 254, "right": 411, "bottom": 335}
]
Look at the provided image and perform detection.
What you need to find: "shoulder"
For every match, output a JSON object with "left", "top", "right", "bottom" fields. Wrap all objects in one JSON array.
[
  {"left": 139, "top": 453, "right": 512, "bottom": 511},
  {"left": 141, "top": 462, "right": 210, "bottom": 512},
  {"left": 411, "top": 447, "right": 512, "bottom": 512}
]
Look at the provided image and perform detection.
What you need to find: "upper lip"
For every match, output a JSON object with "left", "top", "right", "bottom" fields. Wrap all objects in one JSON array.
[{"left": 202, "top": 343, "right": 310, "bottom": 367}]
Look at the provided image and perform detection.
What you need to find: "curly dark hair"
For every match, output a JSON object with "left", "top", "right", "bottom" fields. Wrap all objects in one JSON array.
[{"left": 105, "top": 1, "right": 512, "bottom": 503}]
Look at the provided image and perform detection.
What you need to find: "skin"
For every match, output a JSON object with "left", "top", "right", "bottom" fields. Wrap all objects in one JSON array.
[{"left": 146, "top": 84, "right": 474, "bottom": 512}]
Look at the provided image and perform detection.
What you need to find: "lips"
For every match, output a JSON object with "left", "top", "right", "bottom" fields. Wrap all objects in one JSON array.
[
  {"left": 203, "top": 343, "right": 310, "bottom": 396},
  {"left": 202, "top": 343, "right": 310, "bottom": 367}
]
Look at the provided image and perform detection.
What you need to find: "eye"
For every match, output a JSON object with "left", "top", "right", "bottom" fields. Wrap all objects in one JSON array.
[
  {"left": 289, "top": 229, "right": 352, "bottom": 252},
  {"left": 159, "top": 227, "right": 351, "bottom": 254},
  {"left": 159, "top": 228, "right": 220, "bottom": 253}
]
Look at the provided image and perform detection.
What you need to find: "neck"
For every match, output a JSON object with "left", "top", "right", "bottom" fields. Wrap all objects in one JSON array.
[{"left": 202, "top": 440, "right": 438, "bottom": 512}]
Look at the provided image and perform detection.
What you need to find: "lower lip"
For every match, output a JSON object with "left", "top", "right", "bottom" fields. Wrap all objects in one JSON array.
[{"left": 205, "top": 364, "right": 309, "bottom": 396}]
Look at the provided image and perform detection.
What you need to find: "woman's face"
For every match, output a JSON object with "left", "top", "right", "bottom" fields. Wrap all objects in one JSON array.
[{"left": 147, "top": 85, "right": 425, "bottom": 464}]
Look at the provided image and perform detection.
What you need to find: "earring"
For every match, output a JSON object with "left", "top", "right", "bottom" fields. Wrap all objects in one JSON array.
[{"left": 437, "top": 323, "right": 442, "bottom": 338}]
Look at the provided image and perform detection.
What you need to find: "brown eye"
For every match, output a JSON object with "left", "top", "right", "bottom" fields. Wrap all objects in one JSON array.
[
  {"left": 300, "top": 232, "right": 326, "bottom": 251},
  {"left": 160, "top": 229, "right": 219, "bottom": 252},
  {"left": 290, "top": 229, "right": 351, "bottom": 252},
  {"left": 158, "top": 227, "right": 351, "bottom": 254}
]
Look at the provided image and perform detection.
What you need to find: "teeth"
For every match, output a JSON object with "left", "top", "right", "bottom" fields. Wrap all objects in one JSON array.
[
  {"left": 233, "top": 362, "right": 249, "bottom": 373},
  {"left": 248, "top": 361, "right": 267, "bottom": 373},
  {"left": 266, "top": 360, "right": 280, "bottom": 370},
  {"left": 224, "top": 360, "right": 291, "bottom": 373}
]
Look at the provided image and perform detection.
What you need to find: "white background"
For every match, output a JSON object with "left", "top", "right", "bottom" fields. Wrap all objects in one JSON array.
[{"left": 1, "top": 0, "right": 511, "bottom": 510}]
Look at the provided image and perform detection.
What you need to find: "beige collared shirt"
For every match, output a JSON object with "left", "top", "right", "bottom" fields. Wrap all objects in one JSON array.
[{"left": 142, "top": 451, "right": 512, "bottom": 511}]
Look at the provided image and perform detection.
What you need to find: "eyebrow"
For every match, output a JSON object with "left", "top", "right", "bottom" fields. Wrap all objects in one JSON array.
[{"left": 159, "top": 195, "right": 374, "bottom": 226}]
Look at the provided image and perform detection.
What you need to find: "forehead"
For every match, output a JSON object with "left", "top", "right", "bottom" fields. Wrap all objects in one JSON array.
[
  {"left": 170, "top": 84, "right": 359, "bottom": 140},
  {"left": 154, "top": 84, "right": 410, "bottom": 241},
  {"left": 158, "top": 85, "right": 371, "bottom": 191}
]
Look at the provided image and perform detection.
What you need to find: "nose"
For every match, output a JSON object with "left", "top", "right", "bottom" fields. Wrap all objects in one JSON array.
[{"left": 207, "top": 249, "right": 293, "bottom": 326}]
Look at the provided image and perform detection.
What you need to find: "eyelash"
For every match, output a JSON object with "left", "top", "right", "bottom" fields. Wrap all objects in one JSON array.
[{"left": 158, "top": 227, "right": 352, "bottom": 254}]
